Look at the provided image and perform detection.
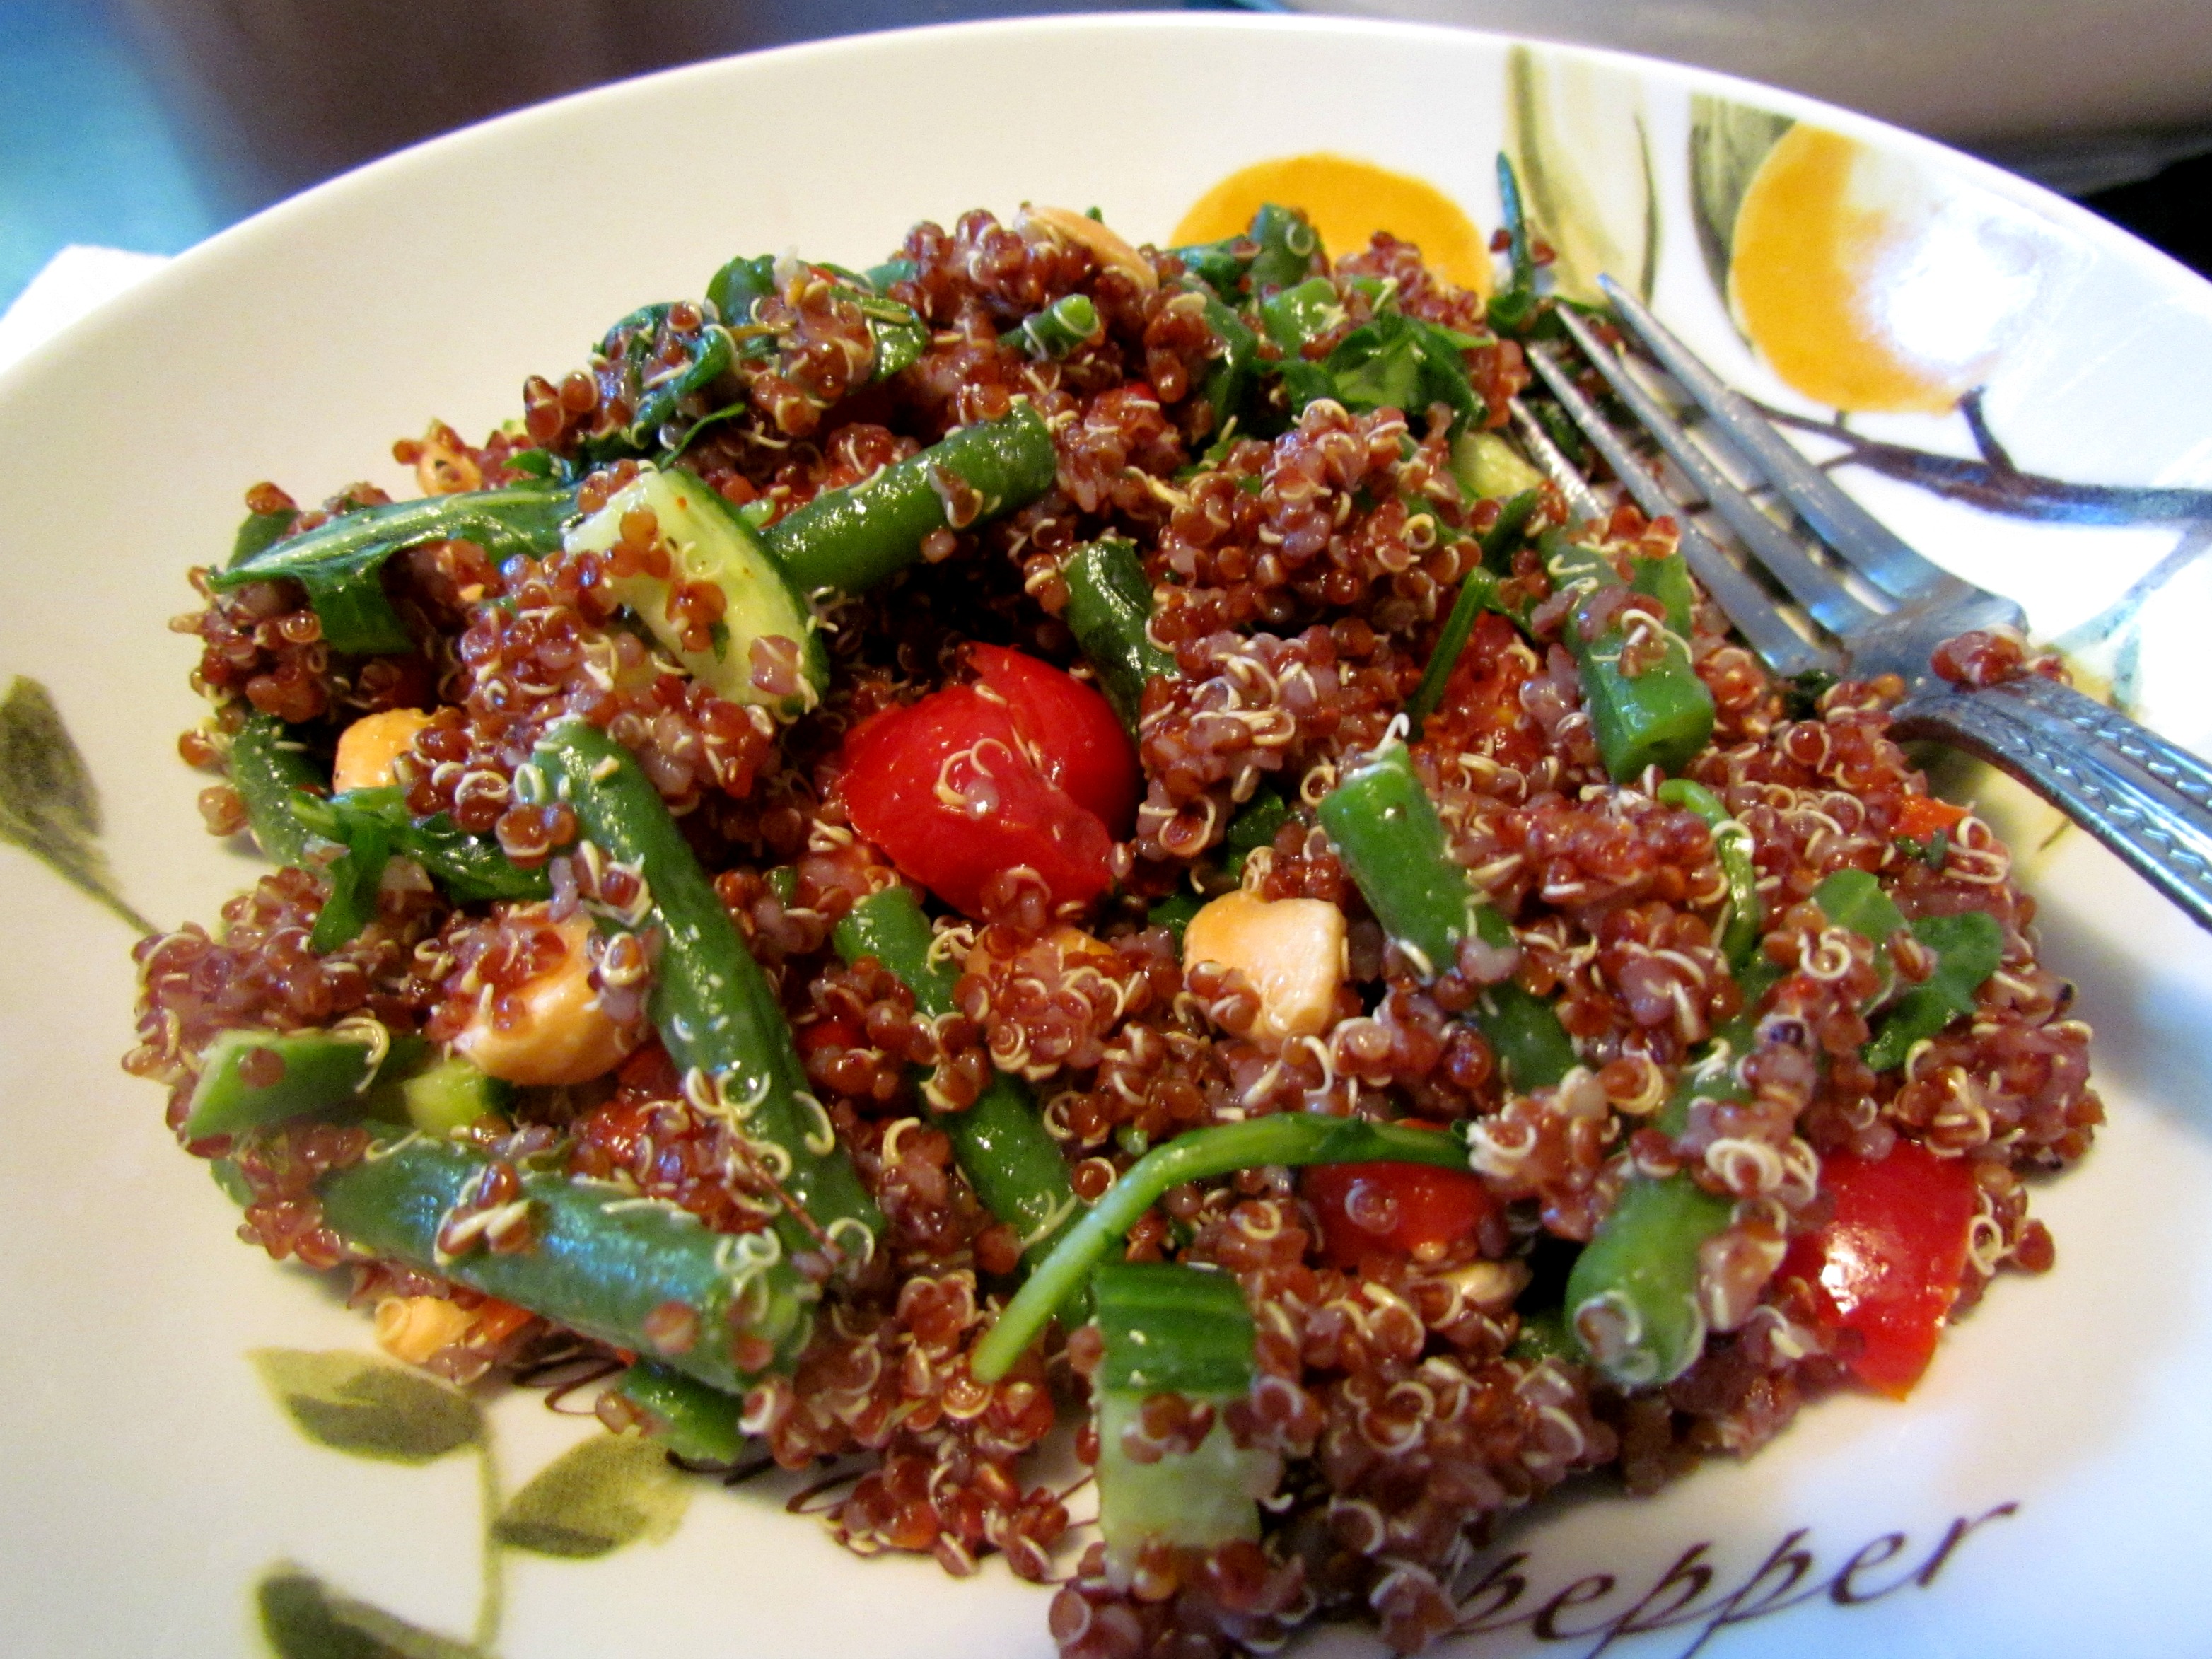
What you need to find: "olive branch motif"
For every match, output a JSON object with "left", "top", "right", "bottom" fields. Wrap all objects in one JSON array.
[{"left": 249, "top": 1349, "right": 692, "bottom": 1658}]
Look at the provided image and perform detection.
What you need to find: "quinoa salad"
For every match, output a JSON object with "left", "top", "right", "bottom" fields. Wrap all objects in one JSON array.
[{"left": 126, "top": 188, "right": 2098, "bottom": 1657}]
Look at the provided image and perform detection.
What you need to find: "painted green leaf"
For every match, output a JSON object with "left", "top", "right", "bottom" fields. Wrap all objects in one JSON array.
[
  {"left": 492, "top": 1433, "right": 690, "bottom": 1559},
  {"left": 250, "top": 1349, "right": 482, "bottom": 1464},
  {"left": 1504, "top": 45, "right": 1659, "bottom": 303},
  {"left": 0, "top": 675, "right": 150, "bottom": 931},
  {"left": 1689, "top": 96, "right": 1795, "bottom": 313},
  {"left": 257, "top": 1563, "right": 485, "bottom": 1659}
]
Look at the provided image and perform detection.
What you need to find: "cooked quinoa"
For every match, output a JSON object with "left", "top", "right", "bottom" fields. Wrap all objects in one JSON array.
[{"left": 127, "top": 199, "right": 2095, "bottom": 1658}]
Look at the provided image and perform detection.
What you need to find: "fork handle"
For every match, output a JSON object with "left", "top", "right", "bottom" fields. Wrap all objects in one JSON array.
[
  {"left": 1991, "top": 675, "right": 2212, "bottom": 815},
  {"left": 1894, "top": 687, "right": 2212, "bottom": 933}
]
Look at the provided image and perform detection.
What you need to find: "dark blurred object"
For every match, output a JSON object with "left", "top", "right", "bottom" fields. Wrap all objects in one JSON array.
[
  {"left": 2085, "top": 149, "right": 2212, "bottom": 280},
  {"left": 113, "top": 0, "right": 1174, "bottom": 221}
]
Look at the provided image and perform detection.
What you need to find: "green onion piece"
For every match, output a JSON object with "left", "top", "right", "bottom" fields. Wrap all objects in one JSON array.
[
  {"left": 1093, "top": 1262, "right": 1255, "bottom": 1397},
  {"left": 1656, "top": 779, "right": 1763, "bottom": 972},
  {"left": 972, "top": 1113, "right": 1469, "bottom": 1382},
  {"left": 1092, "top": 1263, "right": 1267, "bottom": 1564}
]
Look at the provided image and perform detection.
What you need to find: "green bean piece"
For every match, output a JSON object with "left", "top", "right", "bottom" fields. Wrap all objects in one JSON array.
[
  {"left": 1318, "top": 743, "right": 1576, "bottom": 1090},
  {"left": 610, "top": 1363, "right": 747, "bottom": 1465},
  {"left": 182, "top": 1028, "right": 426, "bottom": 1141},
  {"left": 1543, "top": 530, "right": 1715, "bottom": 781},
  {"left": 1656, "top": 779, "right": 1762, "bottom": 972},
  {"left": 1245, "top": 204, "right": 1323, "bottom": 296},
  {"left": 535, "top": 721, "right": 881, "bottom": 1267},
  {"left": 210, "top": 484, "right": 575, "bottom": 655},
  {"left": 1631, "top": 548, "right": 1698, "bottom": 636},
  {"left": 1092, "top": 1263, "right": 1267, "bottom": 1564},
  {"left": 832, "top": 887, "right": 1077, "bottom": 1266},
  {"left": 972, "top": 1112, "right": 1471, "bottom": 1381},
  {"left": 1863, "top": 909, "right": 2003, "bottom": 1072},
  {"left": 1006, "top": 293, "right": 1101, "bottom": 360},
  {"left": 1563, "top": 1170, "right": 1735, "bottom": 1387},
  {"left": 1404, "top": 567, "right": 1501, "bottom": 730},
  {"left": 1316, "top": 743, "right": 1474, "bottom": 976},
  {"left": 1064, "top": 538, "right": 1173, "bottom": 733},
  {"left": 1474, "top": 970, "right": 1581, "bottom": 1093},
  {"left": 762, "top": 405, "right": 1057, "bottom": 595},
  {"left": 228, "top": 713, "right": 327, "bottom": 868},
  {"left": 318, "top": 1136, "right": 812, "bottom": 1394}
]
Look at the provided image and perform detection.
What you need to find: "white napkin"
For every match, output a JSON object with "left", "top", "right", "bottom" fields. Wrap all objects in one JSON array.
[{"left": 0, "top": 245, "right": 172, "bottom": 376}]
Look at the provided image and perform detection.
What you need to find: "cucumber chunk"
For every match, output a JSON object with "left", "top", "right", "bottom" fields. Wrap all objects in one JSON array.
[{"left": 564, "top": 467, "right": 826, "bottom": 714}]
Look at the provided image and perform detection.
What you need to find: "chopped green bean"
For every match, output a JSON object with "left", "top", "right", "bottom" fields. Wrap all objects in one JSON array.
[
  {"left": 1543, "top": 530, "right": 1715, "bottom": 781},
  {"left": 762, "top": 405, "right": 1056, "bottom": 595},
  {"left": 1317, "top": 743, "right": 1576, "bottom": 1089},
  {"left": 535, "top": 722, "right": 880, "bottom": 1268},
  {"left": 1563, "top": 1170, "right": 1734, "bottom": 1387},
  {"left": 1064, "top": 538, "right": 1173, "bottom": 733},
  {"left": 182, "top": 1028, "right": 426, "bottom": 1141},
  {"left": 228, "top": 713, "right": 327, "bottom": 868},
  {"left": 610, "top": 1363, "right": 747, "bottom": 1465},
  {"left": 833, "top": 887, "right": 1076, "bottom": 1267},
  {"left": 318, "top": 1136, "right": 813, "bottom": 1393}
]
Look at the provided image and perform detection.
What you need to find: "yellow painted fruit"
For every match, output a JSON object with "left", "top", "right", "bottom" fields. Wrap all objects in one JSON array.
[
  {"left": 1173, "top": 153, "right": 1490, "bottom": 296},
  {"left": 1730, "top": 126, "right": 2050, "bottom": 414}
]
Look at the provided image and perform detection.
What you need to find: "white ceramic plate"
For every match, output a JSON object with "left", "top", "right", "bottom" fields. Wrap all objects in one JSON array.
[{"left": 4, "top": 16, "right": 2211, "bottom": 1658}]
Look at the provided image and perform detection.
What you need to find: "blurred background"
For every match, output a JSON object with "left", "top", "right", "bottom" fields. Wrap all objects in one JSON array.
[{"left": 4, "top": 0, "right": 2208, "bottom": 310}]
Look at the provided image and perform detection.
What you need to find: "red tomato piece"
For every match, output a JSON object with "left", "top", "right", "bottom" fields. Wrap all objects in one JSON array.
[
  {"left": 1303, "top": 1156, "right": 1503, "bottom": 1269},
  {"left": 1780, "top": 1139, "right": 1980, "bottom": 1398},
  {"left": 967, "top": 644, "right": 1139, "bottom": 832},
  {"left": 1895, "top": 793, "right": 1971, "bottom": 842},
  {"left": 839, "top": 653, "right": 1129, "bottom": 918}
]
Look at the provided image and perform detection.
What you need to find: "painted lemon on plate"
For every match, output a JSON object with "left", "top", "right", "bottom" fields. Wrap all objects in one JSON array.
[
  {"left": 1728, "top": 126, "right": 2064, "bottom": 414},
  {"left": 1172, "top": 153, "right": 1491, "bottom": 295}
]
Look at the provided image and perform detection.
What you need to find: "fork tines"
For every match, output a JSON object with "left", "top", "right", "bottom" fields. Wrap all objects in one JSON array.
[{"left": 1520, "top": 279, "right": 2001, "bottom": 686}]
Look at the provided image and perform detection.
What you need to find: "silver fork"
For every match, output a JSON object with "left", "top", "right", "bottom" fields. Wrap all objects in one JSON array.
[{"left": 1518, "top": 274, "right": 2212, "bottom": 935}]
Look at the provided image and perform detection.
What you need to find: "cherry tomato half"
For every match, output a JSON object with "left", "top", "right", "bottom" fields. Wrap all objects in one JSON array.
[
  {"left": 839, "top": 647, "right": 1137, "bottom": 919},
  {"left": 1779, "top": 1139, "right": 1979, "bottom": 1398},
  {"left": 1303, "top": 1151, "right": 1504, "bottom": 1270}
]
